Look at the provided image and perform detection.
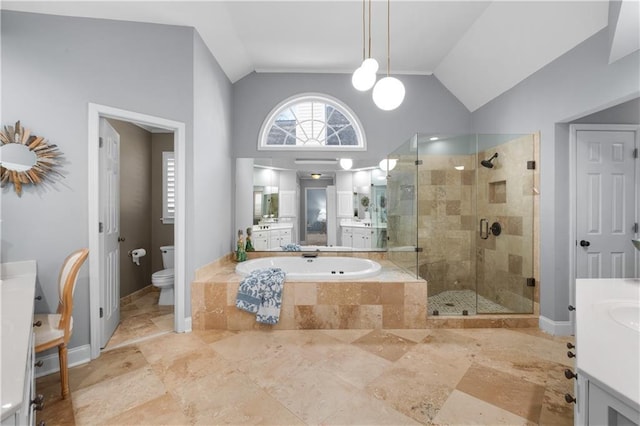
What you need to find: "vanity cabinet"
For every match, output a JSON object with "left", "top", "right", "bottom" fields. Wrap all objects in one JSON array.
[
  {"left": 269, "top": 228, "right": 292, "bottom": 248},
  {"left": 1, "top": 261, "right": 39, "bottom": 426},
  {"left": 574, "top": 278, "right": 640, "bottom": 426},
  {"left": 352, "top": 227, "right": 373, "bottom": 249},
  {"left": 578, "top": 377, "right": 639, "bottom": 426},
  {"left": 252, "top": 224, "right": 293, "bottom": 250}
]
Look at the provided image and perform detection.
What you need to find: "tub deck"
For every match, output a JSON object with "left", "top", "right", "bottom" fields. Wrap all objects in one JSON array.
[{"left": 192, "top": 257, "right": 427, "bottom": 331}]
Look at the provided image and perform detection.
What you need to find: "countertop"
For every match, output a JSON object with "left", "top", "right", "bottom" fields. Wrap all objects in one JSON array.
[
  {"left": 575, "top": 278, "right": 640, "bottom": 406},
  {"left": 340, "top": 220, "right": 387, "bottom": 229},
  {"left": 1, "top": 260, "right": 37, "bottom": 420}
]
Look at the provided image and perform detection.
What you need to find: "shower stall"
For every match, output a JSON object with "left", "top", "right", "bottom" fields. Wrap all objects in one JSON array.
[{"left": 386, "top": 133, "right": 538, "bottom": 315}]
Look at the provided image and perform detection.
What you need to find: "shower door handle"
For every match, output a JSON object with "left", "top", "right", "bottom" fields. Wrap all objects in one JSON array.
[{"left": 480, "top": 219, "right": 489, "bottom": 240}]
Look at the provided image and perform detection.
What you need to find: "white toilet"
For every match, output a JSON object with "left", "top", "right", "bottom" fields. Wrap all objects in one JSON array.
[{"left": 152, "top": 245, "right": 174, "bottom": 305}]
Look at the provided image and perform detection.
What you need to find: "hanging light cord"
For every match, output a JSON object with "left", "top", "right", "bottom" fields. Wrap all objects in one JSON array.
[
  {"left": 361, "top": 0, "right": 366, "bottom": 61},
  {"left": 368, "top": 0, "right": 373, "bottom": 59},
  {"left": 386, "top": 0, "right": 390, "bottom": 76}
]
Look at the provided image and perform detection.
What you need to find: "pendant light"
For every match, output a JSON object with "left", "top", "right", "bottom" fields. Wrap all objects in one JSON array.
[
  {"left": 372, "top": 0, "right": 405, "bottom": 111},
  {"left": 352, "top": 0, "right": 378, "bottom": 92}
]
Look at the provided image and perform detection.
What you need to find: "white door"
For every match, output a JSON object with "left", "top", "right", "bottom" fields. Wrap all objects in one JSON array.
[
  {"left": 99, "top": 118, "right": 121, "bottom": 348},
  {"left": 576, "top": 129, "right": 638, "bottom": 278}
]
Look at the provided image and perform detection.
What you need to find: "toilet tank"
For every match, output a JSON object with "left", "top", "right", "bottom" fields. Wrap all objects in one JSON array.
[{"left": 160, "top": 245, "right": 175, "bottom": 269}]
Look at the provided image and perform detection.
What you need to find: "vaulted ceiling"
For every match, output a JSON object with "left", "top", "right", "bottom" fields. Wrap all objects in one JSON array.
[{"left": 3, "top": 1, "right": 636, "bottom": 111}]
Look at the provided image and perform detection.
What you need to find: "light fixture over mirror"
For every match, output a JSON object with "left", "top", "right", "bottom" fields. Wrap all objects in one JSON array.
[
  {"left": 339, "top": 158, "right": 353, "bottom": 170},
  {"left": 379, "top": 158, "right": 397, "bottom": 172},
  {"left": 0, "top": 121, "right": 64, "bottom": 196},
  {"left": 311, "top": 173, "right": 322, "bottom": 179},
  {"left": 372, "top": 0, "right": 405, "bottom": 111}
]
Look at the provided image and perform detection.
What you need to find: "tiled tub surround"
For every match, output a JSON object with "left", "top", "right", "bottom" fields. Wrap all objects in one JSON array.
[{"left": 192, "top": 255, "right": 428, "bottom": 330}]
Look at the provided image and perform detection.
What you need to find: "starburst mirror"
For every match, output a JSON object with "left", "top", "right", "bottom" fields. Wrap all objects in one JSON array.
[{"left": 0, "top": 121, "right": 63, "bottom": 196}]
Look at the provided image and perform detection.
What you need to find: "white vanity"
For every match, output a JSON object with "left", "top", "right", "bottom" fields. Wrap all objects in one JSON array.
[
  {"left": 1, "top": 261, "right": 40, "bottom": 426},
  {"left": 574, "top": 278, "right": 640, "bottom": 426},
  {"left": 340, "top": 220, "right": 387, "bottom": 250},
  {"left": 252, "top": 222, "right": 293, "bottom": 251}
]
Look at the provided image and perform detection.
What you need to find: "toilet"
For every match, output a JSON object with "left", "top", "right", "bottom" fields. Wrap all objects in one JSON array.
[{"left": 152, "top": 245, "right": 174, "bottom": 305}]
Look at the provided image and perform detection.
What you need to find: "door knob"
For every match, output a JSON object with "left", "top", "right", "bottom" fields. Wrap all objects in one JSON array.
[
  {"left": 579, "top": 240, "right": 590, "bottom": 247},
  {"left": 118, "top": 237, "right": 125, "bottom": 242}
]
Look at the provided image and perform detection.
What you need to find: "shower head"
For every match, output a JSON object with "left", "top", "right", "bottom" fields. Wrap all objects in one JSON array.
[{"left": 481, "top": 153, "right": 499, "bottom": 169}]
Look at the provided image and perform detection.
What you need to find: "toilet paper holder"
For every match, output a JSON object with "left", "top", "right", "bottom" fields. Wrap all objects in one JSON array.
[{"left": 128, "top": 248, "right": 146, "bottom": 266}]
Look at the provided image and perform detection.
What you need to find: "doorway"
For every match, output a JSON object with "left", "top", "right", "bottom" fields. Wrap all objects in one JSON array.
[
  {"left": 99, "top": 118, "right": 176, "bottom": 350},
  {"left": 305, "top": 188, "right": 328, "bottom": 245},
  {"left": 88, "top": 104, "right": 187, "bottom": 360},
  {"left": 569, "top": 124, "right": 640, "bottom": 320}
]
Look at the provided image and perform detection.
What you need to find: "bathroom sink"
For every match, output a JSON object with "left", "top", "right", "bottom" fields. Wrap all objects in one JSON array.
[{"left": 607, "top": 302, "right": 640, "bottom": 333}]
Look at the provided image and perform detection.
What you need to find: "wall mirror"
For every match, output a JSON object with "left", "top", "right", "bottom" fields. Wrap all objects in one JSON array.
[
  {"left": 0, "top": 121, "right": 63, "bottom": 196},
  {"left": 236, "top": 157, "right": 391, "bottom": 252}
]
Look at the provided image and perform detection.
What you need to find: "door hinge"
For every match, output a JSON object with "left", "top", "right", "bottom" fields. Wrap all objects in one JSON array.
[
  {"left": 99, "top": 137, "right": 103, "bottom": 148},
  {"left": 527, "top": 160, "right": 536, "bottom": 170},
  {"left": 633, "top": 223, "right": 639, "bottom": 233},
  {"left": 633, "top": 148, "right": 638, "bottom": 159},
  {"left": 415, "top": 160, "right": 423, "bottom": 166},
  {"left": 526, "top": 277, "right": 536, "bottom": 287},
  {"left": 99, "top": 307, "right": 104, "bottom": 318},
  {"left": 99, "top": 222, "right": 103, "bottom": 233},
  {"left": 415, "top": 247, "right": 423, "bottom": 253}
]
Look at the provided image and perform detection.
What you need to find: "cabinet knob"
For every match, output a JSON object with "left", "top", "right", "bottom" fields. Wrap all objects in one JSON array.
[
  {"left": 568, "top": 305, "right": 576, "bottom": 311},
  {"left": 33, "top": 320, "right": 42, "bottom": 327},
  {"left": 34, "top": 295, "right": 42, "bottom": 301},
  {"left": 564, "top": 369, "right": 577, "bottom": 380},
  {"left": 31, "top": 394, "right": 45, "bottom": 411},
  {"left": 564, "top": 393, "right": 576, "bottom": 404},
  {"left": 567, "top": 342, "right": 575, "bottom": 349},
  {"left": 567, "top": 351, "right": 576, "bottom": 358}
]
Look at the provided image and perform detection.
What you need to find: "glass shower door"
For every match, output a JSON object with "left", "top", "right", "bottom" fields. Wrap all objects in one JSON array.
[
  {"left": 475, "top": 134, "right": 535, "bottom": 314},
  {"left": 387, "top": 134, "right": 419, "bottom": 277}
]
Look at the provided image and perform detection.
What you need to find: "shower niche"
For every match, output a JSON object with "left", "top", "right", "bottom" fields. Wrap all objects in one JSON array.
[{"left": 386, "top": 133, "right": 537, "bottom": 316}]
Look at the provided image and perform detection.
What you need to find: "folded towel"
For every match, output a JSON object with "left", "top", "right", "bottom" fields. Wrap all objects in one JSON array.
[
  {"left": 281, "top": 243, "right": 301, "bottom": 252},
  {"left": 235, "top": 267, "right": 286, "bottom": 324}
]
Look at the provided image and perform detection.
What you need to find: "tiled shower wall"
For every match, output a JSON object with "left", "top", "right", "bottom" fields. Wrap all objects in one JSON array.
[{"left": 416, "top": 154, "right": 476, "bottom": 298}]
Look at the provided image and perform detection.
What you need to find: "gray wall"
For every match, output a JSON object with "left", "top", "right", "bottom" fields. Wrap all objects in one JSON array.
[
  {"left": 471, "top": 28, "right": 640, "bottom": 323},
  {"left": 108, "top": 119, "right": 152, "bottom": 298},
  {"left": 573, "top": 97, "right": 640, "bottom": 124},
  {"left": 1, "top": 11, "right": 233, "bottom": 351},
  {"left": 151, "top": 133, "right": 175, "bottom": 274},
  {"left": 232, "top": 72, "right": 473, "bottom": 162}
]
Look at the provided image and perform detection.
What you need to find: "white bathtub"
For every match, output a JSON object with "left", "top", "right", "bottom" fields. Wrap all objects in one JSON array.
[{"left": 235, "top": 256, "right": 382, "bottom": 281}]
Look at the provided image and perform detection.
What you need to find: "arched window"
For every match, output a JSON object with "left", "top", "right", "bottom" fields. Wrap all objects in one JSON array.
[{"left": 258, "top": 94, "right": 366, "bottom": 151}]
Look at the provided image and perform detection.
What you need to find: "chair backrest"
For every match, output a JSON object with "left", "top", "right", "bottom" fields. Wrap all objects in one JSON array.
[{"left": 56, "top": 248, "right": 89, "bottom": 338}]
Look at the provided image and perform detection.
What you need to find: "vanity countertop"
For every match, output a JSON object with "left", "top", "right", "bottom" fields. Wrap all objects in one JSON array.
[
  {"left": 340, "top": 220, "right": 387, "bottom": 229},
  {"left": 575, "top": 278, "right": 640, "bottom": 406},
  {"left": 1, "top": 260, "right": 37, "bottom": 420},
  {"left": 253, "top": 223, "right": 293, "bottom": 231}
]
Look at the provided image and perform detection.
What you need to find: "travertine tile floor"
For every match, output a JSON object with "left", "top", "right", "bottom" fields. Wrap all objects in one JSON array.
[
  {"left": 103, "top": 289, "right": 174, "bottom": 351},
  {"left": 36, "top": 325, "right": 575, "bottom": 425}
]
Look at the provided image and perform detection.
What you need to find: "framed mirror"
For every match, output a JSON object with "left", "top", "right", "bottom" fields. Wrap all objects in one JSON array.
[{"left": 0, "top": 121, "right": 63, "bottom": 196}]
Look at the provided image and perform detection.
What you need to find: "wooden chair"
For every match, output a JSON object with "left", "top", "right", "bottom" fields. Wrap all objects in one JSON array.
[{"left": 34, "top": 248, "right": 89, "bottom": 399}]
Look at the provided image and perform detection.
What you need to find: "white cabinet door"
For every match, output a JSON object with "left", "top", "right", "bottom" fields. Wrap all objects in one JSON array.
[
  {"left": 341, "top": 227, "right": 353, "bottom": 247},
  {"left": 353, "top": 228, "right": 373, "bottom": 249},
  {"left": 253, "top": 231, "right": 269, "bottom": 251},
  {"left": 279, "top": 228, "right": 292, "bottom": 245},
  {"left": 337, "top": 191, "right": 353, "bottom": 217},
  {"left": 279, "top": 190, "right": 296, "bottom": 217}
]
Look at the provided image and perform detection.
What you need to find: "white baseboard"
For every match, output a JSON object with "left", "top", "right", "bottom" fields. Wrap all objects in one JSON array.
[
  {"left": 35, "top": 344, "right": 91, "bottom": 378},
  {"left": 184, "top": 316, "right": 192, "bottom": 332},
  {"left": 539, "top": 316, "right": 574, "bottom": 336}
]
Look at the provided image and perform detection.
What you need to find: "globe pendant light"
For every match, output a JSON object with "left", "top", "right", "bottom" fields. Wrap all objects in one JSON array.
[
  {"left": 373, "top": 0, "right": 405, "bottom": 111},
  {"left": 352, "top": 0, "right": 378, "bottom": 92}
]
